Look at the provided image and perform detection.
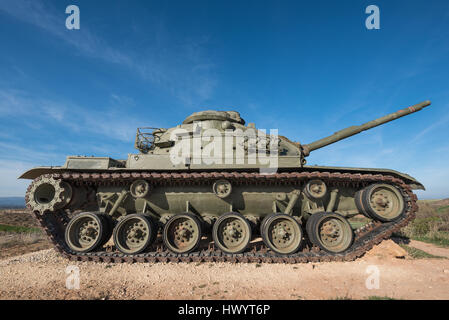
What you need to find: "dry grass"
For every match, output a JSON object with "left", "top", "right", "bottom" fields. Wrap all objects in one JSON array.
[
  {"left": 367, "top": 296, "right": 397, "bottom": 300},
  {"left": 0, "top": 209, "right": 50, "bottom": 254},
  {"left": 0, "top": 209, "right": 39, "bottom": 228},
  {"left": 396, "top": 199, "right": 449, "bottom": 247},
  {"left": 0, "top": 231, "right": 46, "bottom": 249},
  {"left": 398, "top": 244, "right": 446, "bottom": 259}
]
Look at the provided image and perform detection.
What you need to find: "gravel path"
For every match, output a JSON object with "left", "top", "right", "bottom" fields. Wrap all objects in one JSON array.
[
  {"left": 1, "top": 240, "right": 448, "bottom": 300},
  {"left": 408, "top": 240, "right": 449, "bottom": 258}
]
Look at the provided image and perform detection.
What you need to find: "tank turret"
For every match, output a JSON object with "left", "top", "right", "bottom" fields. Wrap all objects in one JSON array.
[{"left": 134, "top": 101, "right": 431, "bottom": 168}]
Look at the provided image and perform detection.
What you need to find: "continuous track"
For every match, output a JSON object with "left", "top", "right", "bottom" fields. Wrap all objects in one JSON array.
[{"left": 26, "top": 170, "right": 417, "bottom": 264}]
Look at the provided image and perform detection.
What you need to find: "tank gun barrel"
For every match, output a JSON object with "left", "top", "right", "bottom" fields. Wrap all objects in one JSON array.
[{"left": 302, "top": 100, "right": 431, "bottom": 156}]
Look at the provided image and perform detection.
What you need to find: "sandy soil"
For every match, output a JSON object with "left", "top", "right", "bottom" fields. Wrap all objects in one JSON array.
[
  {"left": 0, "top": 240, "right": 51, "bottom": 259},
  {"left": 0, "top": 240, "right": 448, "bottom": 300}
]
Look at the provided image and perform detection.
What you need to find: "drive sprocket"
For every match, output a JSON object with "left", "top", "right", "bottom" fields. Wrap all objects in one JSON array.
[{"left": 26, "top": 175, "right": 72, "bottom": 213}]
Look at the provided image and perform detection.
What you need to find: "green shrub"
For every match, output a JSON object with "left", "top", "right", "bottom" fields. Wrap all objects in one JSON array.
[
  {"left": 367, "top": 296, "right": 397, "bottom": 300},
  {"left": 398, "top": 205, "right": 449, "bottom": 247},
  {"left": 409, "top": 217, "right": 440, "bottom": 236}
]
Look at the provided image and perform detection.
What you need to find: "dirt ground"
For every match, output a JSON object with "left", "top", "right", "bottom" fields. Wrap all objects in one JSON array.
[
  {"left": 0, "top": 240, "right": 51, "bottom": 259},
  {"left": 1, "top": 209, "right": 448, "bottom": 300},
  {"left": 0, "top": 240, "right": 448, "bottom": 300},
  {"left": 0, "top": 209, "right": 52, "bottom": 259}
]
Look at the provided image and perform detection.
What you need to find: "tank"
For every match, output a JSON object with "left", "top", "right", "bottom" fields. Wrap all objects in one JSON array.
[{"left": 20, "top": 100, "right": 431, "bottom": 263}]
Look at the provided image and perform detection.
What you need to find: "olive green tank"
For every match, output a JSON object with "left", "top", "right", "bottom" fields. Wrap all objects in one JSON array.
[{"left": 20, "top": 100, "right": 430, "bottom": 262}]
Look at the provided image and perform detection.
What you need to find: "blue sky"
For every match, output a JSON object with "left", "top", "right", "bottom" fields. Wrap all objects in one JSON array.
[{"left": 0, "top": 0, "right": 448, "bottom": 199}]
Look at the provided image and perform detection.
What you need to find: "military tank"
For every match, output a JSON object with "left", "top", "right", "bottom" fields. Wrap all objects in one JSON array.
[{"left": 20, "top": 100, "right": 431, "bottom": 263}]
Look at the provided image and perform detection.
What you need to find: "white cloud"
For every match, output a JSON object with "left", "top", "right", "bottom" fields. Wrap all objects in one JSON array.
[
  {"left": 0, "top": 0, "right": 217, "bottom": 104},
  {"left": 0, "top": 160, "right": 35, "bottom": 196},
  {"left": 0, "top": 88, "right": 144, "bottom": 143},
  {"left": 110, "top": 94, "right": 135, "bottom": 107},
  {"left": 413, "top": 166, "right": 449, "bottom": 200},
  {"left": 0, "top": 89, "right": 30, "bottom": 115},
  {"left": 0, "top": 1, "right": 131, "bottom": 65},
  {"left": 0, "top": 141, "right": 65, "bottom": 164},
  {"left": 412, "top": 112, "right": 449, "bottom": 142}
]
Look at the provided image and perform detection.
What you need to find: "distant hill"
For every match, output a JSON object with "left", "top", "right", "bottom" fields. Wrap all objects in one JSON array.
[{"left": 0, "top": 197, "right": 25, "bottom": 208}]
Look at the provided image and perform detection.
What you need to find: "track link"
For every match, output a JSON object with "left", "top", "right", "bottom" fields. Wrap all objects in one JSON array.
[{"left": 26, "top": 171, "right": 417, "bottom": 264}]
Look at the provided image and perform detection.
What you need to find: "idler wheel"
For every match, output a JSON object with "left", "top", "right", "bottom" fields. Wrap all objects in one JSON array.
[
  {"left": 306, "top": 212, "right": 353, "bottom": 253},
  {"left": 163, "top": 214, "right": 202, "bottom": 254},
  {"left": 113, "top": 214, "right": 156, "bottom": 255},
  {"left": 359, "top": 184, "right": 405, "bottom": 222},
  {"left": 212, "top": 212, "right": 252, "bottom": 254},
  {"left": 261, "top": 214, "right": 303, "bottom": 255},
  {"left": 26, "top": 176, "right": 72, "bottom": 213},
  {"left": 65, "top": 212, "right": 110, "bottom": 253}
]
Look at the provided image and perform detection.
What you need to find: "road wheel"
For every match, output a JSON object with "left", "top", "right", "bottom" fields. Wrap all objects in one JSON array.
[
  {"left": 259, "top": 214, "right": 271, "bottom": 236},
  {"left": 261, "top": 214, "right": 303, "bottom": 255},
  {"left": 113, "top": 214, "right": 156, "bottom": 254},
  {"left": 307, "top": 212, "right": 353, "bottom": 253},
  {"left": 163, "top": 214, "right": 202, "bottom": 254},
  {"left": 213, "top": 212, "right": 252, "bottom": 254},
  {"left": 65, "top": 212, "right": 107, "bottom": 253},
  {"left": 362, "top": 184, "right": 405, "bottom": 222},
  {"left": 354, "top": 189, "right": 371, "bottom": 219}
]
